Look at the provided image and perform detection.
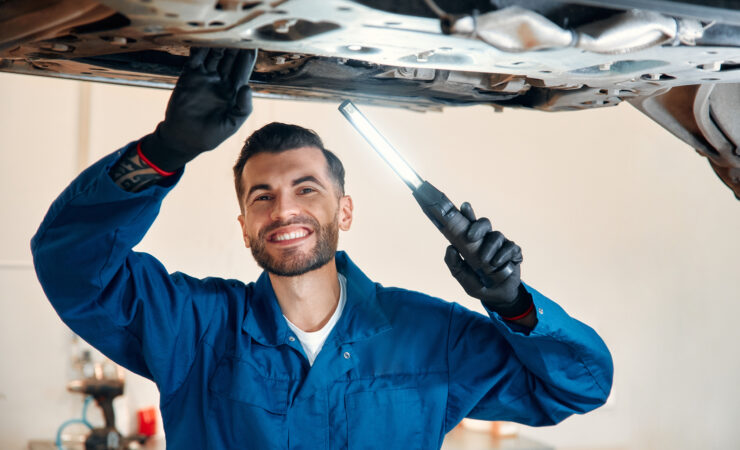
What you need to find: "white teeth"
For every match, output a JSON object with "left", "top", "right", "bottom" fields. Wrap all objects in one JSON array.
[{"left": 274, "top": 230, "right": 308, "bottom": 241}]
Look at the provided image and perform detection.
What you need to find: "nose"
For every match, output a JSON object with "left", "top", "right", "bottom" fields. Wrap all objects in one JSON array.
[{"left": 270, "top": 193, "right": 300, "bottom": 222}]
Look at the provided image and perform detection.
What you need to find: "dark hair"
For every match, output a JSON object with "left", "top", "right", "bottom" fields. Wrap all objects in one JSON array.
[{"left": 233, "top": 122, "right": 346, "bottom": 205}]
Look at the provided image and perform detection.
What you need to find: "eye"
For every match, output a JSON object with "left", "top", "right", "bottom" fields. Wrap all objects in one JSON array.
[
  {"left": 298, "top": 187, "right": 316, "bottom": 195},
  {"left": 251, "top": 193, "right": 272, "bottom": 203}
]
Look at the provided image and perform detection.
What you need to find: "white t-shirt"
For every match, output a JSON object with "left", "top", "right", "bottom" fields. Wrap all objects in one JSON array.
[{"left": 283, "top": 274, "right": 347, "bottom": 365}]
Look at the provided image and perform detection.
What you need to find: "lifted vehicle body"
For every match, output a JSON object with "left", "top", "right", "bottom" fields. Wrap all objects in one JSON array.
[{"left": 2, "top": 0, "right": 739, "bottom": 198}]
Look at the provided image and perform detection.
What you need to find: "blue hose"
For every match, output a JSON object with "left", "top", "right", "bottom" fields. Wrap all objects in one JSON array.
[{"left": 55, "top": 395, "right": 94, "bottom": 449}]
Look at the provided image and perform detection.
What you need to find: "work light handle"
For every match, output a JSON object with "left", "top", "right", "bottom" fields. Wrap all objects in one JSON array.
[{"left": 412, "top": 181, "right": 514, "bottom": 285}]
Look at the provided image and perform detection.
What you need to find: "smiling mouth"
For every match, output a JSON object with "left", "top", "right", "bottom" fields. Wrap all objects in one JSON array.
[{"left": 268, "top": 228, "right": 312, "bottom": 243}]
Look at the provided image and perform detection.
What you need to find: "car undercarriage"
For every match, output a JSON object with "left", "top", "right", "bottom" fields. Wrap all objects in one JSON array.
[{"left": 2, "top": 0, "right": 739, "bottom": 198}]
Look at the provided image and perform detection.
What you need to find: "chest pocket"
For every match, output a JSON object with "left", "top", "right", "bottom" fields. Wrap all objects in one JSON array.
[
  {"left": 345, "top": 388, "right": 424, "bottom": 450},
  {"left": 208, "top": 356, "right": 290, "bottom": 448}
]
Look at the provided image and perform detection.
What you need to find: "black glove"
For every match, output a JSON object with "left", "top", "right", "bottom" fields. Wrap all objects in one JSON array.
[
  {"left": 443, "top": 202, "right": 532, "bottom": 318},
  {"left": 140, "top": 47, "right": 257, "bottom": 173}
]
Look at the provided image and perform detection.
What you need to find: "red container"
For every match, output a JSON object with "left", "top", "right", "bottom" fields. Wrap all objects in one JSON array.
[{"left": 137, "top": 407, "right": 157, "bottom": 437}]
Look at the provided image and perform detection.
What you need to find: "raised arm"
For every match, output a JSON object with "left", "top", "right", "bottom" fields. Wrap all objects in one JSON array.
[
  {"left": 441, "top": 202, "right": 613, "bottom": 428},
  {"left": 444, "top": 288, "right": 613, "bottom": 429},
  {"left": 31, "top": 47, "right": 257, "bottom": 397}
]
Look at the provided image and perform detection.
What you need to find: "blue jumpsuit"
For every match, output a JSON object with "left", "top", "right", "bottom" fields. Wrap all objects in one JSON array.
[{"left": 31, "top": 143, "right": 613, "bottom": 449}]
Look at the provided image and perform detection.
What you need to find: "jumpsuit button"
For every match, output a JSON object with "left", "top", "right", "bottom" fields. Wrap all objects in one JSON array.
[
  {"left": 343, "top": 352, "right": 351, "bottom": 359},
  {"left": 538, "top": 308, "right": 544, "bottom": 315},
  {"left": 288, "top": 336, "right": 295, "bottom": 342}
]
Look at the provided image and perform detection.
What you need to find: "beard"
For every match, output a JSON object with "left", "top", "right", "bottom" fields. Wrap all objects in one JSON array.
[{"left": 248, "top": 213, "right": 339, "bottom": 277}]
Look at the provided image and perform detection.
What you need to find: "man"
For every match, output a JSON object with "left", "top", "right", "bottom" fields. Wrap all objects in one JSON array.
[{"left": 32, "top": 48, "right": 612, "bottom": 449}]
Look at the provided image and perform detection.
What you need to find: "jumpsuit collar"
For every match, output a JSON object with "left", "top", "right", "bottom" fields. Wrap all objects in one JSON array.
[{"left": 242, "top": 251, "right": 391, "bottom": 346}]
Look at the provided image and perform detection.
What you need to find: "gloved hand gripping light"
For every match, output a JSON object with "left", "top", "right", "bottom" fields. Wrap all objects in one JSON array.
[{"left": 338, "top": 100, "right": 514, "bottom": 284}]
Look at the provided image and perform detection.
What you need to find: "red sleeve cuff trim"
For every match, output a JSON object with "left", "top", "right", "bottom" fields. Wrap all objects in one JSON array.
[
  {"left": 136, "top": 141, "right": 176, "bottom": 177},
  {"left": 501, "top": 301, "right": 535, "bottom": 321}
]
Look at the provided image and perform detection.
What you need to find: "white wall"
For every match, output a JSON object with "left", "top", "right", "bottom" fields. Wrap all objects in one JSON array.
[{"left": 1, "top": 71, "right": 739, "bottom": 449}]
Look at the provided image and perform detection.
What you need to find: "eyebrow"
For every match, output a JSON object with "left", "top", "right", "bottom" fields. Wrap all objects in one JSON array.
[
  {"left": 246, "top": 175, "right": 326, "bottom": 198},
  {"left": 293, "top": 175, "right": 325, "bottom": 188}
]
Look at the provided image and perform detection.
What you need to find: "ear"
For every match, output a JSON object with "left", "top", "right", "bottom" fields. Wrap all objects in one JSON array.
[
  {"left": 237, "top": 214, "right": 250, "bottom": 248},
  {"left": 338, "top": 195, "right": 353, "bottom": 231}
]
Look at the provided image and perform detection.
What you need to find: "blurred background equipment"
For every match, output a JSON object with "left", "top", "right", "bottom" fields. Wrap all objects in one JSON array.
[{"left": 28, "top": 338, "right": 152, "bottom": 450}]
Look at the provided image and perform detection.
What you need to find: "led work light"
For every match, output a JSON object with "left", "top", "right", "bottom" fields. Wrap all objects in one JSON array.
[{"left": 338, "top": 100, "right": 517, "bottom": 284}]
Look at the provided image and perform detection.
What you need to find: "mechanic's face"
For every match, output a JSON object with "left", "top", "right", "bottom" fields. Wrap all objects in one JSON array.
[{"left": 237, "top": 147, "right": 353, "bottom": 276}]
